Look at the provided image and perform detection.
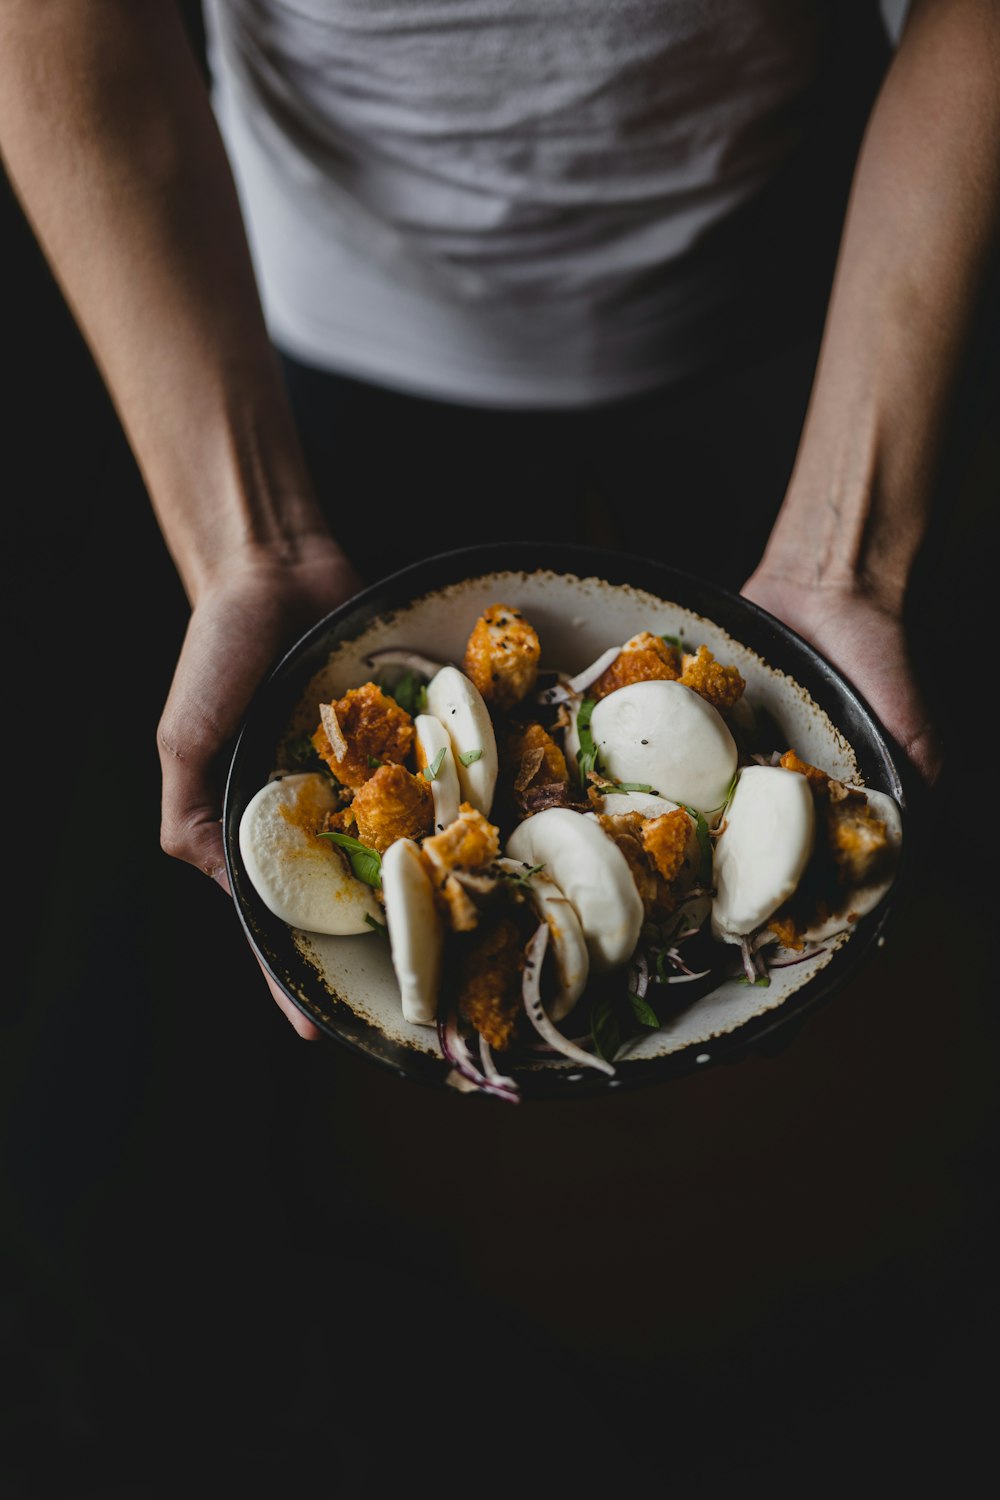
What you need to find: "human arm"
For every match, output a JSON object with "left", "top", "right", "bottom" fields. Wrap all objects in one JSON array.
[
  {"left": 742, "top": 0, "right": 1000, "bottom": 788},
  {"left": 0, "top": 0, "right": 361, "bottom": 1035}
]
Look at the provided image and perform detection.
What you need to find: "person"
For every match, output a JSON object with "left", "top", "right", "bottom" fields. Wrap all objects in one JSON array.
[{"left": 1, "top": 0, "right": 996, "bottom": 1047}]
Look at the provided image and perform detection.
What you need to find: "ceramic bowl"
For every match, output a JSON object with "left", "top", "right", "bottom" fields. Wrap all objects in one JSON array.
[{"left": 222, "top": 542, "right": 907, "bottom": 1099}]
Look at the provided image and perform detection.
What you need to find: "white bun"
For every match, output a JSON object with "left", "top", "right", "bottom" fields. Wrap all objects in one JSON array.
[
  {"left": 424, "top": 665, "right": 498, "bottom": 816},
  {"left": 414, "top": 712, "right": 461, "bottom": 833},
  {"left": 711, "top": 766, "right": 815, "bottom": 941},
  {"left": 506, "top": 808, "right": 644, "bottom": 973},
  {"left": 591, "top": 680, "right": 737, "bottom": 815},
  {"left": 591, "top": 791, "right": 680, "bottom": 819},
  {"left": 238, "top": 773, "right": 381, "bottom": 934},
  {"left": 495, "top": 856, "right": 589, "bottom": 1021},
  {"left": 381, "top": 838, "right": 443, "bottom": 1025}
]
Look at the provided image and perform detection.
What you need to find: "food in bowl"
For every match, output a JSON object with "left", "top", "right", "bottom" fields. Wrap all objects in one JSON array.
[{"left": 237, "top": 596, "right": 902, "bottom": 1100}]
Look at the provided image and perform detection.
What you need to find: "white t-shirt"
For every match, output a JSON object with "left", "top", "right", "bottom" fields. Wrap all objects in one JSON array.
[{"left": 203, "top": 0, "right": 886, "bottom": 407}]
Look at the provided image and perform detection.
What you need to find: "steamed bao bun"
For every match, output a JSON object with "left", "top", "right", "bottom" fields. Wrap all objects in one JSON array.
[
  {"left": 238, "top": 773, "right": 381, "bottom": 934},
  {"left": 710, "top": 766, "right": 903, "bottom": 945},
  {"left": 590, "top": 679, "right": 737, "bottom": 817},
  {"left": 506, "top": 807, "right": 644, "bottom": 973},
  {"left": 424, "top": 665, "right": 499, "bottom": 816}
]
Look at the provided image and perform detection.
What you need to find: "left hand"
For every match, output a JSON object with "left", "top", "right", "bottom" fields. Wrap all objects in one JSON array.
[{"left": 741, "top": 568, "right": 944, "bottom": 789}]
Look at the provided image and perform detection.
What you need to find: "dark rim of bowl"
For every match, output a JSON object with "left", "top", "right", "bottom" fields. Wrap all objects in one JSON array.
[{"left": 223, "top": 541, "right": 910, "bottom": 1102}]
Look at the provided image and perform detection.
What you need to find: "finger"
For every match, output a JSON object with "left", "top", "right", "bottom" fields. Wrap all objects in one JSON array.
[{"left": 158, "top": 721, "right": 229, "bottom": 876}]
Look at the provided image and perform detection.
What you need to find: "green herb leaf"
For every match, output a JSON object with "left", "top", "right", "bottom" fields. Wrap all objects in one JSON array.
[
  {"left": 707, "top": 771, "right": 739, "bottom": 817},
  {"left": 319, "top": 832, "right": 383, "bottom": 889},
  {"left": 376, "top": 669, "right": 426, "bottom": 718},
  {"left": 286, "top": 735, "right": 320, "bottom": 770},
  {"left": 628, "top": 992, "right": 661, "bottom": 1028},
  {"left": 590, "top": 991, "right": 621, "bottom": 1064},
  {"left": 364, "top": 913, "right": 389, "bottom": 937},
  {"left": 660, "top": 633, "right": 683, "bottom": 650},
  {"left": 681, "top": 805, "right": 713, "bottom": 885},
  {"left": 458, "top": 748, "right": 482, "bottom": 767},
  {"left": 576, "top": 698, "right": 600, "bottom": 783},
  {"left": 367, "top": 754, "right": 384, "bottom": 769},
  {"left": 603, "top": 782, "right": 657, "bottom": 795},
  {"left": 737, "top": 973, "right": 771, "bottom": 987},
  {"left": 422, "top": 746, "right": 447, "bottom": 782}
]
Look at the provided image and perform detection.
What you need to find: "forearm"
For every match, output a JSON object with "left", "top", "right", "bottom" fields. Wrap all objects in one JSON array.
[
  {"left": 0, "top": 0, "right": 330, "bottom": 601},
  {"left": 756, "top": 0, "right": 1000, "bottom": 612}
]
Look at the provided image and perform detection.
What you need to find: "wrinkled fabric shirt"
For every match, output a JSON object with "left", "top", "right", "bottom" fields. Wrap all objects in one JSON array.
[{"left": 204, "top": 0, "right": 886, "bottom": 406}]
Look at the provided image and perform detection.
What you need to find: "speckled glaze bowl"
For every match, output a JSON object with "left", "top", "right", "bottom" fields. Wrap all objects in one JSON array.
[{"left": 223, "top": 543, "right": 908, "bottom": 1099}]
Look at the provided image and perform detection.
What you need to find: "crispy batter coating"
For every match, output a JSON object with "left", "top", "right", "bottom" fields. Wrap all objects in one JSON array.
[
  {"left": 506, "top": 721, "right": 568, "bottom": 789},
  {"left": 597, "top": 812, "right": 661, "bottom": 917},
  {"left": 641, "top": 808, "right": 693, "bottom": 885},
  {"left": 768, "top": 914, "right": 806, "bottom": 950},
  {"left": 679, "top": 645, "right": 745, "bottom": 712},
  {"left": 591, "top": 632, "right": 681, "bottom": 699},
  {"left": 462, "top": 603, "right": 541, "bottom": 711},
  {"left": 311, "top": 682, "right": 414, "bottom": 790},
  {"left": 827, "top": 795, "right": 891, "bottom": 886},
  {"left": 779, "top": 748, "right": 832, "bottom": 792},
  {"left": 455, "top": 915, "right": 525, "bottom": 1051},
  {"left": 349, "top": 763, "right": 433, "bottom": 854},
  {"left": 422, "top": 802, "right": 500, "bottom": 875}
]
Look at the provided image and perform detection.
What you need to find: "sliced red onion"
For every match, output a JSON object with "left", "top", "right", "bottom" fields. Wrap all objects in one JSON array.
[
  {"left": 769, "top": 946, "right": 828, "bottom": 969},
  {"left": 437, "top": 1011, "right": 520, "bottom": 1103},
  {"left": 666, "top": 968, "right": 712, "bottom": 984},
  {"left": 740, "top": 936, "right": 759, "bottom": 985},
  {"left": 533, "top": 677, "right": 579, "bottom": 706},
  {"left": 521, "top": 923, "right": 615, "bottom": 1076},
  {"left": 478, "top": 1034, "right": 519, "bottom": 1091},
  {"left": 664, "top": 946, "right": 700, "bottom": 976},
  {"left": 364, "top": 647, "right": 449, "bottom": 678},
  {"left": 566, "top": 646, "right": 622, "bottom": 694}
]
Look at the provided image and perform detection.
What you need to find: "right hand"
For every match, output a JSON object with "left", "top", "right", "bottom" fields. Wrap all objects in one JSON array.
[{"left": 157, "top": 536, "right": 363, "bottom": 1037}]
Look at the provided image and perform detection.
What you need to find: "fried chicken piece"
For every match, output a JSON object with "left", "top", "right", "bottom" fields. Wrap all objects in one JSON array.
[
  {"left": 597, "top": 812, "right": 661, "bottom": 916},
  {"left": 778, "top": 748, "right": 832, "bottom": 793},
  {"left": 506, "top": 721, "right": 568, "bottom": 789},
  {"left": 455, "top": 915, "right": 526, "bottom": 1051},
  {"left": 463, "top": 603, "right": 541, "bottom": 711},
  {"left": 349, "top": 763, "right": 433, "bottom": 854},
  {"left": 768, "top": 913, "right": 806, "bottom": 950},
  {"left": 591, "top": 632, "right": 681, "bottom": 699},
  {"left": 641, "top": 808, "right": 694, "bottom": 885},
  {"left": 311, "top": 682, "right": 414, "bottom": 790},
  {"left": 827, "top": 794, "right": 892, "bottom": 887},
  {"left": 422, "top": 802, "right": 500, "bottom": 875},
  {"left": 679, "top": 645, "right": 745, "bottom": 712}
]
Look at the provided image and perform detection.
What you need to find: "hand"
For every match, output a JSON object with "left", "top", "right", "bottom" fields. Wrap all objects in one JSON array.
[
  {"left": 740, "top": 568, "right": 944, "bottom": 790},
  {"left": 157, "top": 536, "right": 363, "bottom": 1038}
]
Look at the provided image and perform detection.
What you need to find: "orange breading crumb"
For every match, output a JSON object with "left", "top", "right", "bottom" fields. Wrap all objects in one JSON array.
[
  {"left": 462, "top": 603, "right": 541, "bottom": 711},
  {"left": 641, "top": 808, "right": 693, "bottom": 885},
  {"left": 768, "top": 914, "right": 806, "bottom": 950},
  {"left": 778, "top": 748, "right": 831, "bottom": 792},
  {"left": 597, "top": 812, "right": 660, "bottom": 915},
  {"left": 591, "top": 632, "right": 681, "bottom": 699},
  {"left": 422, "top": 802, "right": 500, "bottom": 874},
  {"left": 349, "top": 763, "right": 433, "bottom": 854},
  {"left": 679, "top": 645, "right": 745, "bottom": 711},
  {"left": 826, "top": 796, "right": 891, "bottom": 886},
  {"left": 325, "top": 804, "right": 358, "bottom": 836},
  {"left": 311, "top": 681, "right": 414, "bottom": 790},
  {"left": 505, "top": 721, "right": 568, "bottom": 791},
  {"left": 455, "top": 916, "right": 525, "bottom": 1051}
]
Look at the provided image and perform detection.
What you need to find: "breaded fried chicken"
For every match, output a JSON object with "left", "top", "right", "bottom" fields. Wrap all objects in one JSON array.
[
  {"left": 349, "top": 762, "right": 433, "bottom": 854},
  {"left": 679, "top": 645, "right": 745, "bottom": 712},
  {"left": 311, "top": 681, "right": 414, "bottom": 789},
  {"left": 422, "top": 802, "right": 500, "bottom": 875},
  {"left": 591, "top": 632, "right": 681, "bottom": 699},
  {"left": 455, "top": 914, "right": 526, "bottom": 1051},
  {"left": 641, "top": 808, "right": 693, "bottom": 885},
  {"left": 463, "top": 604, "right": 541, "bottom": 710}
]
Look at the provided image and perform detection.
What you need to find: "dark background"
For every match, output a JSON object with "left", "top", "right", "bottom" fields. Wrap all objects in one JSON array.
[{"left": 3, "top": 4, "right": 998, "bottom": 1495}]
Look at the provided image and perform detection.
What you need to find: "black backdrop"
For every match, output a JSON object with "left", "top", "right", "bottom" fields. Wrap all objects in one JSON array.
[{"left": 3, "top": 6, "right": 998, "bottom": 1496}]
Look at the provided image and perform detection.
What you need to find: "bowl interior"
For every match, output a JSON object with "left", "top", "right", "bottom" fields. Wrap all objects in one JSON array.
[{"left": 223, "top": 543, "right": 906, "bottom": 1099}]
